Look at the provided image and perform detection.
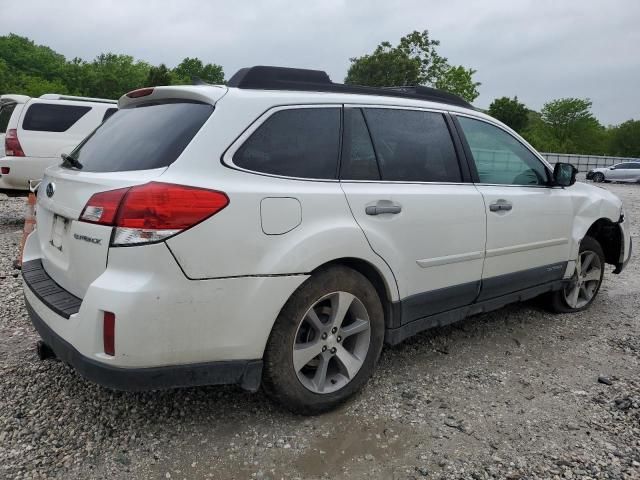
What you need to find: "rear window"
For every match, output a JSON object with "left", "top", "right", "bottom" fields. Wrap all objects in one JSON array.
[
  {"left": 0, "top": 102, "right": 17, "bottom": 133},
  {"left": 102, "top": 107, "right": 118, "bottom": 122},
  {"left": 233, "top": 108, "right": 341, "bottom": 179},
  {"left": 70, "top": 101, "right": 214, "bottom": 173},
  {"left": 23, "top": 103, "right": 91, "bottom": 132}
]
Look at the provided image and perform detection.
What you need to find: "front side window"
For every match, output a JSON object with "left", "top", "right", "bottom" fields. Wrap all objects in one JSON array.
[
  {"left": 617, "top": 163, "right": 640, "bottom": 169},
  {"left": 23, "top": 103, "right": 91, "bottom": 132},
  {"left": 363, "top": 108, "right": 461, "bottom": 182},
  {"left": 233, "top": 108, "right": 340, "bottom": 179},
  {"left": 457, "top": 116, "right": 549, "bottom": 185}
]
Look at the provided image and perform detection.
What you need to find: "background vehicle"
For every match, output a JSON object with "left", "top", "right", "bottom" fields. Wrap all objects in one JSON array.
[
  {"left": 0, "top": 94, "right": 117, "bottom": 192},
  {"left": 587, "top": 162, "right": 640, "bottom": 183},
  {"left": 21, "top": 67, "right": 632, "bottom": 414}
]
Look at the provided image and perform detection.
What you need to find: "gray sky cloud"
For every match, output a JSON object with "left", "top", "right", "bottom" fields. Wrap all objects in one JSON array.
[{"left": 2, "top": 0, "right": 638, "bottom": 124}]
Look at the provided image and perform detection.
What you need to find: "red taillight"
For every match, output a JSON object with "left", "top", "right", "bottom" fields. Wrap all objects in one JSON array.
[
  {"left": 5, "top": 129, "right": 25, "bottom": 157},
  {"left": 126, "top": 87, "right": 154, "bottom": 98},
  {"left": 79, "top": 182, "right": 229, "bottom": 245},
  {"left": 1, "top": 167, "right": 9, "bottom": 175},
  {"left": 103, "top": 311, "right": 115, "bottom": 356},
  {"left": 79, "top": 187, "right": 129, "bottom": 225}
]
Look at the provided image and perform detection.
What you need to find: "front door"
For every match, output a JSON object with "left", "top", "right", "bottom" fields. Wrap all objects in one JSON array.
[
  {"left": 454, "top": 115, "right": 574, "bottom": 300},
  {"left": 340, "top": 107, "right": 486, "bottom": 324}
]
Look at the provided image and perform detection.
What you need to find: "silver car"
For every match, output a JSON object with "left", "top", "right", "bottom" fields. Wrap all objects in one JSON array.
[{"left": 588, "top": 162, "right": 640, "bottom": 183}]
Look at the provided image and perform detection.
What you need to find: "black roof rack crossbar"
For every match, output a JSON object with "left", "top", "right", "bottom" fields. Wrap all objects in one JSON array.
[{"left": 227, "top": 66, "right": 473, "bottom": 109}]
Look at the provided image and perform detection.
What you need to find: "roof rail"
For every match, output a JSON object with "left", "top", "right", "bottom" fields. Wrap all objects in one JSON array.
[
  {"left": 39, "top": 94, "right": 117, "bottom": 104},
  {"left": 227, "top": 66, "right": 473, "bottom": 109}
]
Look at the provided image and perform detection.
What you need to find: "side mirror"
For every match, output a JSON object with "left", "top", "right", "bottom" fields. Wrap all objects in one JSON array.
[
  {"left": 609, "top": 166, "right": 615, "bottom": 170},
  {"left": 553, "top": 162, "right": 577, "bottom": 187}
]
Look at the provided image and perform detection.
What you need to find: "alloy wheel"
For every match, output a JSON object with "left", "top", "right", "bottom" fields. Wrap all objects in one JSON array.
[
  {"left": 293, "top": 291, "right": 371, "bottom": 394},
  {"left": 563, "top": 250, "right": 603, "bottom": 309}
]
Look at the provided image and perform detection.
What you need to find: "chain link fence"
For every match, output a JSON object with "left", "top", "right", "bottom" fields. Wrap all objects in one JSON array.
[{"left": 540, "top": 153, "right": 640, "bottom": 172}]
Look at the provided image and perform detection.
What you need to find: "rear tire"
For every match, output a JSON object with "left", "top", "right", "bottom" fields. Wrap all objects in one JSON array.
[
  {"left": 262, "top": 266, "right": 384, "bottom": 415},
  {"left": 547, "top": 236, "right": 605, "bottom": 313},
  {"left": 592, "top": 172, "right": 605, "bottom": 183}
]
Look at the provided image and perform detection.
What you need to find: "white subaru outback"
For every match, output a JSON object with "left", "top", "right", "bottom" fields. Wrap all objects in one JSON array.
[{"left": 22, "top": 66, "right": 632, "bottom": 414}]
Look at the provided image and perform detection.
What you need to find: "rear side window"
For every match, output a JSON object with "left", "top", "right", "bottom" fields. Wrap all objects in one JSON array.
[
  {"left": 102, "top": 107, "right": 118, "bottom": 122},
  {"left": 0, "top": 102, "right": 17, "bottom": 133},
  {"left": 23, "top": 103, "right": 91, "bottom": 132},
  {"left": 364, "top": 109, "right": 461, "bottom": 182},
  {"left": 233, "top": 108, "right": 341, "bottom": 179},
  {"left": 70, "top": 102, "right": 214, "bottom": 173}
]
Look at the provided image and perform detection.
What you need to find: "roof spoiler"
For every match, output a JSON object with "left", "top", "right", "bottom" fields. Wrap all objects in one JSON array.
[{"left": 39, "top": 94, "right": 117, "bottom": 104}]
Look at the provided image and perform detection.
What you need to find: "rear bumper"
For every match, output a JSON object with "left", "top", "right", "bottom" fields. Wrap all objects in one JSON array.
[
  {"left": 0, "top": 155, "right": 56, "bottom": 190},
  {"left": 21, "top": 228, "right": 307, "bottom": 390},
  {"left": 25, "top": 297, "right": 263, "bottom": 391}
]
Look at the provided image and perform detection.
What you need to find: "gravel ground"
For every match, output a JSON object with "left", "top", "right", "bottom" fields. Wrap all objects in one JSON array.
[{"left": 1, "top": 180, "right": 638, "bottom": 480}]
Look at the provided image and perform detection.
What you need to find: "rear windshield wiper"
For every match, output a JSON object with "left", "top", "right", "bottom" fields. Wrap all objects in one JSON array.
[{"left": 61, "top": 153, "right": 83, "bottom": 170}]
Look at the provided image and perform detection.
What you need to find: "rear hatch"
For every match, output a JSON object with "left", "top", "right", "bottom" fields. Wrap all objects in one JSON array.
[{"left": 35, "top": 86, "right": 225, "bottom": 298}]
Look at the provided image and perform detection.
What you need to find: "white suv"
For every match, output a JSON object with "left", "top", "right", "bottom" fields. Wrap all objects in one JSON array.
[
  {"left": 0, "top": 94, "right": 117, "bottom": 192},
  {"left": 22, "top": 67, "right": 632, "bottom": 414}
]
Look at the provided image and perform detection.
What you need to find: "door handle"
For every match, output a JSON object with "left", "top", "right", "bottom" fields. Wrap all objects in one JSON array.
[
  {"left": 489, "top": 200, "right": 512, "bottom": 212},
  {"left": 365, "top": 202, "right": 402, "bottom": 215}
]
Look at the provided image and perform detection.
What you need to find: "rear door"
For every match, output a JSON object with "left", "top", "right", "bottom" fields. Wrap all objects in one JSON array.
[
  {"left": 454, "top": 115, "right": 574, "bottom": 300},
  {"left": 340, "top": 106, "right": 486, "bottom": 324}
]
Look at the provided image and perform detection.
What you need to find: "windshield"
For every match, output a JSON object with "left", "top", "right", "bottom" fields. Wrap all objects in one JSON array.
[{"left": 69, "top": 101, "right": 214, "bottom": 172}]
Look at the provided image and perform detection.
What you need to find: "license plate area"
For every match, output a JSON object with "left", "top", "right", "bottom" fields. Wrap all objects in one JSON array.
[{"left": 50, "top": 214, "right": 69, "bottom": 251}]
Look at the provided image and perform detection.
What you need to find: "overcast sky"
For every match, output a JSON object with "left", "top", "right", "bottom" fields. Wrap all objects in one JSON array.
[{"left": 2, "top": 0, "right": 638, "bottom": 124}]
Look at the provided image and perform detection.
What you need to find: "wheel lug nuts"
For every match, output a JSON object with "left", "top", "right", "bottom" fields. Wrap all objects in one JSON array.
[
  {"left": 331, "top": 327, "right": 337, "bottom": 334},
  {"left": 337, "top": 336, "right": 342, "bottom": 342},
  {"left": 322, "top": 346, "right": 327, "bottom": 352},
  {"left": 330, "top": 347, "right": 337, "bottom": 354},
  {"left": 321, "top": 333, "right": 327, "bottom": 340}
]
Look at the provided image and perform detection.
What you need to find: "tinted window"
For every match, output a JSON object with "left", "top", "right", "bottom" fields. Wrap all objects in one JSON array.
[
  {"left": 234, "top": 108, "right": 340, "bottom": 179},
  {"left": 457, "top": 116, "right": 549, "bottom": 185},
  {"left": 341, "top": 109, "right": 380, "bottom": 180},
  {"left": 70, "top": 102, "right": 213, "bottom": 173},
  {"left": 364, "top": 109, "right": 461, "bottom": 182},
  {"left": 618, "top": 163, "right": 640, "bottom": 169},
  {"left": 0, "top": 102, "right": 17, "bottom": 133},
  {"left": 102, "top": 107, "right": 118, "bottom": 122},
  {"left": 23, "top": 103, "right": 91, "bottom": 132}
]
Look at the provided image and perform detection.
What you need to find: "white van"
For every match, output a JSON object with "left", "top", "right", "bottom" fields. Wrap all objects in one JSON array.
[{"left": 0, "top": 94, "right": 117, "bottom": 192}]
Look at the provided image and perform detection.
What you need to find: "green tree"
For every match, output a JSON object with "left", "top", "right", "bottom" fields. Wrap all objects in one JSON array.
[
  {"left": 521, "top": 98, "right": 608, "bottom": 154},
  {"left": 608, "top": 120, "right": 640, "bottom": 157},
  {"left": 146, "top": 63, "right": 172, "bottom": 86},
  {"left": 488, "top": 96, "right": 529, "bottom": 133},
  {"left": 345, "top": 29, "right": 480, "bottom": 102},
  {"left": 172, "top": 57, "right": 224, "bottom": 84},
  {"left": 435, "top": 66, "right": 480, "bottom": 104},
  {"left": 85, "top": 53, "right": 150, "bottom": 98}
]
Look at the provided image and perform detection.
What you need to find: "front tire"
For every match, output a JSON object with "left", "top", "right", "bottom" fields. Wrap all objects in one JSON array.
[
  {"left": 592, "top": 172, "right": 605, "bottom": 183},
  {"left": 262, "top": 266, "right": 384, "bottom": 415},
  {"left": 548, "top": 236, "right": 605, "bottom": 313}
]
